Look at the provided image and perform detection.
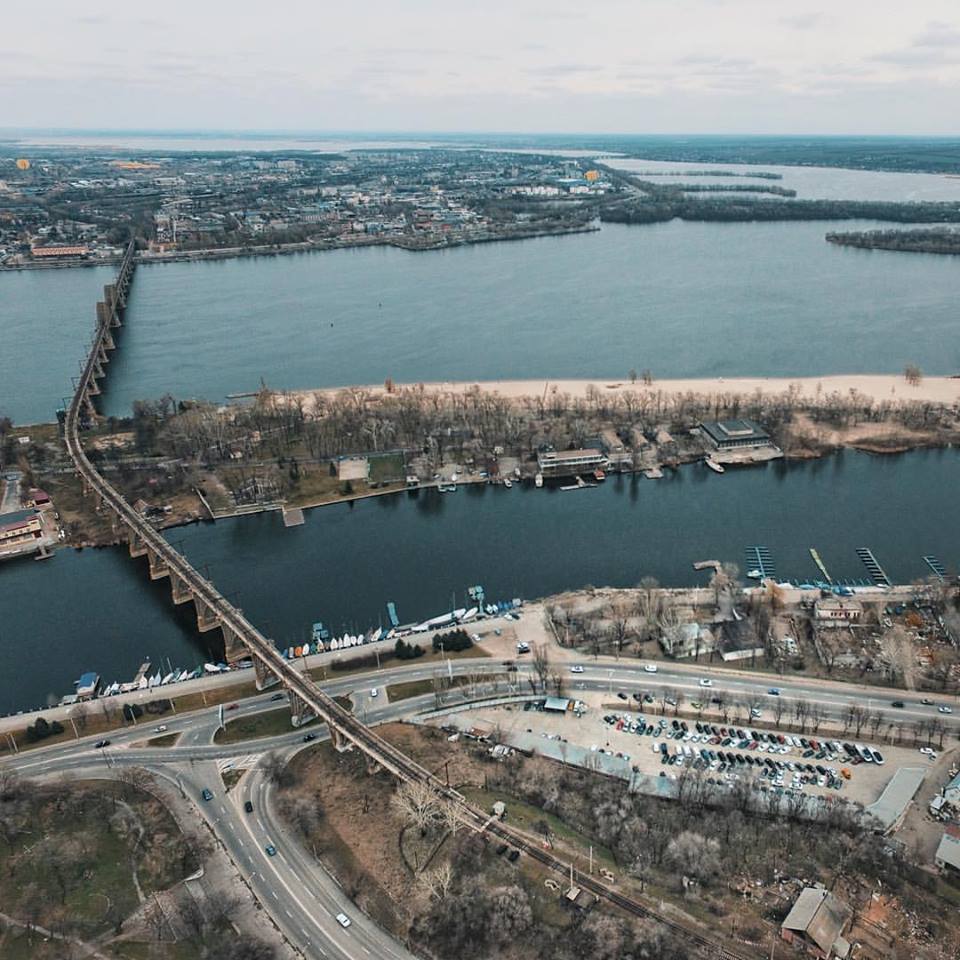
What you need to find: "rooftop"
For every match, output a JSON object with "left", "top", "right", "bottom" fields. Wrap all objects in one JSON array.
[
  {"left": 782, "top": 886, "right": 851, "bottom": 956},
  {"left": 935, "top": 827, "right": 960, "bottom": 870}
]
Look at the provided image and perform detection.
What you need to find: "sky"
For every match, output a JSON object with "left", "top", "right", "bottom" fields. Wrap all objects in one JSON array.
[{"left": 2, "top": 0, "right": 960, "bottom": 134}]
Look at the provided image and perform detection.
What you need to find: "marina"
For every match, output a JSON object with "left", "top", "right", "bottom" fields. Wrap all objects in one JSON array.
[{"left": 857, "top": 546, "right": 892, "bottom": 587}]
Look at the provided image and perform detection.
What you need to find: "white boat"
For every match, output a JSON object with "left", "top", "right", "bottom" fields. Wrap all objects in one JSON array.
[
  {"left": 203, "top": 663, "right": 221, "bottom": 674},
  {"left": 746, "top": 569, "right": 762, "bottom": 580},
  {"left": 460, "top": 607, "right": 478, "bottom": 622},
  {"left": 514, "top": 466, "right": 521, "bottom": 479},
  {"left": 503, "top": 478, "right": 512, "bottom": 488},
  {"left": 705, "top": 459, "right": 725, "bottom": 474},
  {"left": 534, "top": 473, "right": 543, "bottom": 488},
  {"left": 161, "top": 671, "right": 175, "bottom": 685}
]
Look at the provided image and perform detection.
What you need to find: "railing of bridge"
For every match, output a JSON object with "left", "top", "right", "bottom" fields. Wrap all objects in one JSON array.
[{"left": 61, "top": 248, "right": 754, "bottom": 960}]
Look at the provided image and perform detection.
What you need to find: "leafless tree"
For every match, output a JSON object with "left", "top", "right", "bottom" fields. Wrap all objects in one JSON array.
[{"left": 392, "top": 780, "right": 439, "bottom": 836}]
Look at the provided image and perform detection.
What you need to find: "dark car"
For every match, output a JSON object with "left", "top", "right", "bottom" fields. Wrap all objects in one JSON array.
[
  {"left": 94, "top": 739, "right": 110, "bottom": 749},
  {"left": 617, "top": 692, "right": 628, "bottom": 700},
  {"left": 244, "top": 800, "right": 254, "bottom": 813},
  {"left": 270, "top": 693, "right": 285, "bottom": 702},
  {"left": 508, "top": 850, "right": 520, "bottom": 862},
  {"left": 302, "top": 733, "right": 317, "bottom": 743},
  {"left": 201, "top": 788, "right": 213, "bottom": 801},
  {"left": 891, "top": 701, "right": 905, "bottom": 709}
]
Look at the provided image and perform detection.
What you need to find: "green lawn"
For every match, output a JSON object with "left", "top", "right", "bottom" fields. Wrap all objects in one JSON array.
[{"left": 213, "top": 707, "right": 314, "bottom": 743}]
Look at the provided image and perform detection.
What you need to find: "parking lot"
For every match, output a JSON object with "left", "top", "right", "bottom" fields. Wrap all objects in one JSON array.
[{"left": 439, "top": 690, "right": 932, "bottom": 809}]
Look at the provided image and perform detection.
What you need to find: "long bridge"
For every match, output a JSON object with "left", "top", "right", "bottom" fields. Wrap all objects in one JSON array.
[{"left": 63, "top": 247, "right": 754, "bottom": 960}]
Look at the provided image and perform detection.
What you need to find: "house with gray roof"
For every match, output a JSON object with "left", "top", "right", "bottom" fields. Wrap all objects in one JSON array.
[{"left": 780, "top": 885, "right": 851, "bottom": 959}]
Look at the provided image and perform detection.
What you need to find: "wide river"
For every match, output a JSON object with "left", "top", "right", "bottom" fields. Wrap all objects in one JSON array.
[
  {"left": 4, "top": 217, "right": 960, "bottom": 424},
  {"left": 1, "top": 448, "right": 958, "bottom": 715}
]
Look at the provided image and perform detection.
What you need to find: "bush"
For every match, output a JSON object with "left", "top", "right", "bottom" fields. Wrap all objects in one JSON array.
[
  {"left": 123, "top": 703, "right": 144, "bottom": 721},
  {"left": 25, "top": 716, "right": 64, "bottom": 742}
]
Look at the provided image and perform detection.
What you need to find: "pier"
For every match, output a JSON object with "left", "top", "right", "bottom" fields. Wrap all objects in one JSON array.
[
  {"left": 809, "top": 547, "right": 832, "bottom": 583},
  {"left": 745, "top": 545, "right": 776, "bottom": 580},
  {"left": 923, "top": 555, "right": 947, "bottom": 581},
  {"left": 856, "top": 547, "right": 891, "bottom": 586}
]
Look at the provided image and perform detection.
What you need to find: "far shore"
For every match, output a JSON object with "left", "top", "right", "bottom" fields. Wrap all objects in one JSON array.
[{"left": 298, "top": 373, "right": 960, "bottom": 407}]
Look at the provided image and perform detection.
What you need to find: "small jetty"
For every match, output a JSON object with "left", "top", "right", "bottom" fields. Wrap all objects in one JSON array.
[
  {"left": 693, "top": 560, "right": 722, "bottom": 573},
  {"left": 643, "top": 468, "right": 663, "bottom": 480},
  {"left": 856, "top": 547, "right": 891, "bottom": 587},
  {"left": 560, "top": 476, "right": 597, "bottom": 491},
  {"left": 809, "top": 547, "right": 832, "bottom": 583},
  {"left": 745, "top": 545, "right": 776, "bottom": 580},
  {"left": 386, "top": 601, "right": 400, "bottom": 629},
  {"left": 282, "top": 506, "right": 305, "bottom": 527},
  {"left": 923, "top": 555, "right": 947, "bottom": 581}
]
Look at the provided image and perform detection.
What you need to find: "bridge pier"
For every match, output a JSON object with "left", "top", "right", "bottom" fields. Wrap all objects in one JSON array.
[
  {"left": 253, "top": 657, "right": 280, "bottom": 691},
  {"left": 330, "top": 725, "right": 352, "bottom": 753},
  {"left": 170, "top": 571, "right": 192, "bottom": 605},
  {"left": 222, "top": 624, "right": 249, "bottom": 664},
  {"left": 128, "top": 529, "right": 148, "bottom": 558},
  {"left": 194, "top": 597, "right": 222, "bottom": 633},
  {"left": 147, "top": 548, "right": 169, "bottom": 581},
  {"left": 287, "top": 690, "right": 315, "bottom": 728}
]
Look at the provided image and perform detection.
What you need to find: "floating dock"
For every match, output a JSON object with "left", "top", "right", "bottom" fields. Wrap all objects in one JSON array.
[
  {"left": 693, "top": 560, "right": 722, "bottom": 573},
  {"left": 809, "top": 547, "right": 832, "bottom": 583},
  {"left": 923, "top": 556, "right": 947, "bottom": 581},
  {"left": 856, "top": 547, "right": 891, "bottom": 586},
  {"left": 386, "top": 601, "right": 400, "bottom": 628},
  {"left": 745, "top": 545, "right": 776, "bottom": 580}
]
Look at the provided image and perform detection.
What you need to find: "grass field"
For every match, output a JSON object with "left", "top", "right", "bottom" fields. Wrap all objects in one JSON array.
[{"left": 213, "top": 707, "right": 312, "bottom": 743}]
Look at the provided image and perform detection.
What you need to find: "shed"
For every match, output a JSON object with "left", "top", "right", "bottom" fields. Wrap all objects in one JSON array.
[
  {"left": 543, "top": 697, "right": 572, "bottom": 713},
  {"left": 781, "top": 886, "right": 852, "bottom": 959},
  {"left": 934, "top": 826, "right": 960, "bottom": 874}
]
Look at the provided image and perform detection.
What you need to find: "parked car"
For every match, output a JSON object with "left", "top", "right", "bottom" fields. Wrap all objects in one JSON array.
[{"left": 617, "top": 692, "right": 627, "bottom": 700}]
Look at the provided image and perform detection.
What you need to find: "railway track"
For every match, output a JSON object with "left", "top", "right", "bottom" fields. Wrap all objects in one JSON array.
[{"left": 63, "top": 246, "right": 757, "bottom": 960}]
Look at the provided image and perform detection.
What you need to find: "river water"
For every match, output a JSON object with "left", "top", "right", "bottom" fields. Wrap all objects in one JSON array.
[{"left": 1, "top": 448, "right": 957, "bottom": 715}]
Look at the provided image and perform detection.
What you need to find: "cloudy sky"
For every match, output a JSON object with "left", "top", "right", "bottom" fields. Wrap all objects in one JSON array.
[{"left": 3, "top": 0, "right": 960, "bottom": 134}]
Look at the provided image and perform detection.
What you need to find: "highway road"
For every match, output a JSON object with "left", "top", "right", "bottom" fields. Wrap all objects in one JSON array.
[{"left": 5, "top": 656, "right": 956, "bottom": 960}]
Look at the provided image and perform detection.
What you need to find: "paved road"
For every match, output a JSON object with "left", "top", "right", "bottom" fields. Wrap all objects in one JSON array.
[{"left": 6, "top": 657, "right": 956, "bottom": 960}]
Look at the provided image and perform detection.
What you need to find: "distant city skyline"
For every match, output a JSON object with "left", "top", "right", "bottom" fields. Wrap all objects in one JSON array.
[{"left": 3, "top": 1, "right": 960, "bottom": 134}]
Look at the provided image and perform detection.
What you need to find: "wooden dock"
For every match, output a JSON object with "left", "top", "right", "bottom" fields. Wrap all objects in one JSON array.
[
  {"left": 809, "top": 547, "right": 832, "bottom": 583},
  {"left": 923, "top": 556, "right": 947, "bottom": 581},
  {"left": 282, "top": 506, "right": 305, "bottom": 527},
  {"left": 856, "top": 547, "right": 890, "bottom": 586},
  {"left": 693, "top": 560, "right": 722, "bottom": 573}
]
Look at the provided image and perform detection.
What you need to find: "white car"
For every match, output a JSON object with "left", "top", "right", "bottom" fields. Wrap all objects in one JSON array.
[
  {"left": 643, "top": 664, "right": 658, "bottom": 673},
  {"left": 335, "top": 912, "right": 351, "bottom": 928},
  {"left": 699, "top": 678, "right": 713, "bottom": 687},
  {"left": 370, "top": 688, "right": 379, "bottom": 698},
  {"left": 938, "top": 705, "right": 953, "bottom": 714},
  {"left": 153, "top": 724, "right": 168, "bottom": 733},
  {"left": 919, "top": 746, "right": 935, "bottom": 756},
  {"left": 570, "top": 665, "right": 584, "bottom": 674}
]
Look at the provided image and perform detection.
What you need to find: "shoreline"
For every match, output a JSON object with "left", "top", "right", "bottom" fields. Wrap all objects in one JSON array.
[
  {"left": 300, "top": 373, "right": 960, "bottom": 406},
  {"left": 0, "top": 222, "right": 598, "bottom": 273}
]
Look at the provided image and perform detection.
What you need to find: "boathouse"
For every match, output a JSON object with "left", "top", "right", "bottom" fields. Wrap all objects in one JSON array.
[
  {"left": 537, "top": 448, "right": 606, "bottom": 478},
  {"left": 699, "top": 419, "right": 771, "bottom": 450}
]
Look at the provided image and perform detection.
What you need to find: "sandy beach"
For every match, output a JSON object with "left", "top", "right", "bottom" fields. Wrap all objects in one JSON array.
[{"left": 299, "top": 374, "right": 960, "bottom": 407}]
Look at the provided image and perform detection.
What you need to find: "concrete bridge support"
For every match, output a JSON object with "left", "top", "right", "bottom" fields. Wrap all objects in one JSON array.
[
  {"left": 194, "top": 597, "right": 222, "bottom": 633},
  {"left": 287, "top": 690, "right": 315, "bottom": 728},
  {"left": 128, "top": 529, "right": 148, "bottom": 558},
  {"left": 222, "top": 624, "right": 249, "bottom": 664},
  {"left": 170, "top": 572, "right": 192, "bottom": 605},
  {"left": 253, "top": 657, "right": 280, "bottom": 691},
  {"left": 330, "top": 725, "right": 352, "bottom": 753},
  {"left": 147, "top": 548, "right": 169, "bottom": 581}
]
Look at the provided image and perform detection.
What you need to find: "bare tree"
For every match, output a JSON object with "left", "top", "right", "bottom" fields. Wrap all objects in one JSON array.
[
  {"left": 420, "top": 861, "right": 454, "bottom": 901},
  {"left": 392, "top": 780, "right": 439, "bottom": 836},
  {"left": 532, "top": 644, "right": 550, "bottom": 693}
]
